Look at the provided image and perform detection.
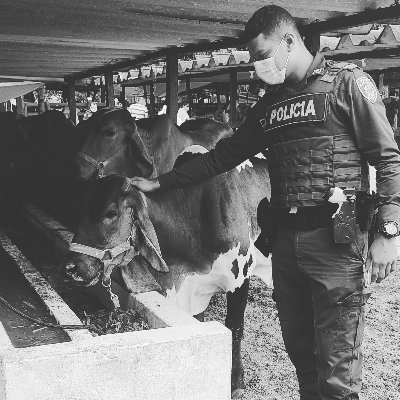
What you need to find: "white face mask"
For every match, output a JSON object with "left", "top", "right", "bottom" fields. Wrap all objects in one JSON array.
[{"left": 253, "top": 38, "right": 290, "bottom": 85}]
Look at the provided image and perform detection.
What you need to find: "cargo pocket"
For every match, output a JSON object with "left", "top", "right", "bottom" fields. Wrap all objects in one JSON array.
[
  {"left": 334, "top": 292, "right": 370, "bottom": 353},
  {"left": 350, "top": 226, "right": 368, "bottom": 263}
]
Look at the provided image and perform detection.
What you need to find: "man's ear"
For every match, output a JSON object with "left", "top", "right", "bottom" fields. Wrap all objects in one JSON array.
[{"left": 285, "top": 33, "right": 295, "bottom": 51}]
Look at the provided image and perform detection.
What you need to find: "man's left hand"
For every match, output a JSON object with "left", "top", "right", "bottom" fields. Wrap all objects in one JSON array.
[{"left": 366, "top": 233, "right": 398, "bottom": 283}]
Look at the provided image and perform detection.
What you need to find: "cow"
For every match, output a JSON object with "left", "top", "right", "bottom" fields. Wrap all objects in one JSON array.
[
  {"left": 0, "top": 111, "right": 36, "bottom": 222},
  {"left": 74, "top": 110, "right": 232, "bottom": 181},
  {"left": 69, "top": 108, "right": 272, "bottom": 398},
  {"left": 0, "top": 110, "right": 84, "bottom": 226},
  {"left": 0, "top": 112, "right": 23, "bottom": 223}
]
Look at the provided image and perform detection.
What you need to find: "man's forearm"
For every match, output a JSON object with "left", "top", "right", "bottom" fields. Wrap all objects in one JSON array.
[
  {"left": 375, "top": 159, "right": 400, "bottom": 224},
  {"left": 157, "top": 113, "right": 267, "bottom": 190},
  {"left": 157, "top": 150, "right": 231, "bottom": 190}
]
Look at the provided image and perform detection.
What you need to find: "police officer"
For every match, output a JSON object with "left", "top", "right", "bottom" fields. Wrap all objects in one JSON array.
[{"left": 130, "top": 6, "right": 400, "bottom": 400}]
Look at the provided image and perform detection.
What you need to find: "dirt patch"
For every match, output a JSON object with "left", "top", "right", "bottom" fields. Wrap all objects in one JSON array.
[{"left": 205, "top": 266, "right": 400, "bottom": 400}]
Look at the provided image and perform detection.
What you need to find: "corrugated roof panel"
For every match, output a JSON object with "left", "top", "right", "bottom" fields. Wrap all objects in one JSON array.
[{"left": 0, "top": 0, "right": 396, "bottom": 81}]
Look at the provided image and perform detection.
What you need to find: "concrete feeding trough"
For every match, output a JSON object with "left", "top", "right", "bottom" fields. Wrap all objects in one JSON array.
[{"left": 0, "top": 204, "right": 232, "bottom": 400}]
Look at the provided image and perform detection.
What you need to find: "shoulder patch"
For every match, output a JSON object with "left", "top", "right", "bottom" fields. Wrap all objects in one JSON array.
[{"left": 356, "top": 76, "right": 377, "bottom": 104}]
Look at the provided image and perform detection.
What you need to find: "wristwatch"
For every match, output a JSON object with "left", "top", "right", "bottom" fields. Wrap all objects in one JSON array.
[{"left": 378, "top": 221, "right": 400, "bottom": 238}]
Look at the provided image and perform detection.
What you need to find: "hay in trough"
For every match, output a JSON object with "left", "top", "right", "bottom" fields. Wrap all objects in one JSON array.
[{"left": 84, "top": 308, "right": 149, "bottom": 336}]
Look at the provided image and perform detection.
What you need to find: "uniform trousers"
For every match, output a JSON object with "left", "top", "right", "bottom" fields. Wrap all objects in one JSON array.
[{"left": 272, "top": 224, "right": 370, "bottom": 400}]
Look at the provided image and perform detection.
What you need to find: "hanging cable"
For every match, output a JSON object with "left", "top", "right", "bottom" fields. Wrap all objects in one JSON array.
[{"left": 0, "top": 295, "right": 101, "bottom": 335}]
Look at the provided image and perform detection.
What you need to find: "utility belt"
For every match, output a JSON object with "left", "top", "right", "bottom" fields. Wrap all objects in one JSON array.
[
  {"left": 255, "top": 189, "right": 377, "bottom": 257},
  {"left": 277, "top": 204, "right": 336, "bottom": 230}
]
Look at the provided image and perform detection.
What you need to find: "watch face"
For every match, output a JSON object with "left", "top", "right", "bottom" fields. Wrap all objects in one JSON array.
[{"left": 382, "top": 222, "right": 398, "bottom": 236}]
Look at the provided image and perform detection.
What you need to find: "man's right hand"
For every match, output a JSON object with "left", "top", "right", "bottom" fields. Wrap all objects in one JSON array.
[{"left": 129, "top": 177, "right": 160, "bottom": 193}]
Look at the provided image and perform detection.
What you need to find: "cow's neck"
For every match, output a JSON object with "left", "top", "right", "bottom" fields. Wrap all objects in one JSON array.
[
  {"left": 112, "top": 143, "right": 142, "bottom": 177},
  {"left": 144, "top": 187, "right": 207, "bottom": 265},
  {"left": 142, "top": 176, "right": 261, "bottom": 269},
  {"left": 136, "top": 125, "right": 193, "bottom": 177}
]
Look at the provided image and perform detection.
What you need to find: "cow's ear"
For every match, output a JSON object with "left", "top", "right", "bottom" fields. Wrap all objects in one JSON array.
[
  {"left": 131, "top": 190, "right": 169, "bottom": 273},
  {"left": 132, "top": 225, "right": 169, "bottom": 273},
  {"left": 127, "top": 118, "right": 154, "bottom": 178}
]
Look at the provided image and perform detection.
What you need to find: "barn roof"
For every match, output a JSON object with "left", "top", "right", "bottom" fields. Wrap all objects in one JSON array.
[
  {"left": 114, "top": 24, "right": 400, "bottom": 88},
  {"left": 0, "top": 0, "right": 398, "bottom": 83}
]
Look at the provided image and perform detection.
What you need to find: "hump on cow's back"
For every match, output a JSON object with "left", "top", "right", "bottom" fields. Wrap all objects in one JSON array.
[
  {"left": 173, "top": 145, "right": 209, "bottom": 169},
  {"left": 135, "top": 114, "right": 173, "bottom": 132},
  {"left": 179, "top": 118, "right": 230, "bottom": 135}
]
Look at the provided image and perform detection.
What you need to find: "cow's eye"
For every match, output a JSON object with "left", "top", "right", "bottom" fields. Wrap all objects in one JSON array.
[
  {"left": 103, "top": 210, "right": 118, "bottom": 219},
  {"left": 104, "top": 130, "right": 116, "bottom": 137}
]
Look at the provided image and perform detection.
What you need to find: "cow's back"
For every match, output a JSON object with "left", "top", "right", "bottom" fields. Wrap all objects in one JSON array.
[
  {"left": 137, "top": 115, "right": 232, "bottom": 176},
  {"left": 178, "top": 118, "right": 232, "bottom": 149}
]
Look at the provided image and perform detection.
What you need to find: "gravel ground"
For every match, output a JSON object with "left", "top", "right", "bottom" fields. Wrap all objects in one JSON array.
[{"left": 205, "top": 264, "right": 400, "bottom": 400}]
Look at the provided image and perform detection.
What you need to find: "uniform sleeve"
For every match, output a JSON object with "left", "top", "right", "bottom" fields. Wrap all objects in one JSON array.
[
  {"left": 337, "top": 69, "right": 400, "bottom": 225},
  {"left": 158, "top": 104, "right": 268, "bottom": 190}
]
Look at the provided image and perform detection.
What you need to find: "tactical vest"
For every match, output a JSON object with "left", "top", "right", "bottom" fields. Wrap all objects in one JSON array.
[{"left": 262, "top": 61, "right": 370, "bottom": 208}]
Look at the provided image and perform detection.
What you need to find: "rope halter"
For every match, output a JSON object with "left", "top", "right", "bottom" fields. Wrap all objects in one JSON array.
[
  {"left": 69, "top": 220, "right": 140, "bottom": 308},
  {"left": 75, "top": 144, "right": 127, "bottom": 178}
]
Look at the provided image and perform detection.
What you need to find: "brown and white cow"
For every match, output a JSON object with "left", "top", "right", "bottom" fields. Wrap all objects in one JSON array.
[
  {"left": 70, "top": 109, "right": 272, "bottom": 398},
  {"left": 74, "top": 109, "right": 232, "bottom": 180}
]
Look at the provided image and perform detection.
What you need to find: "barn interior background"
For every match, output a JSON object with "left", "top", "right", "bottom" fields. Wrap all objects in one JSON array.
[{"left": 0, "top": 2, "right": 399, "bottom": 400}]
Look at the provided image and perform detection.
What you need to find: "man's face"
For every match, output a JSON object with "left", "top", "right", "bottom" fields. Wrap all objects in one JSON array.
[{"left": 247, "top": 33, "right": 288, "bottom": 72}]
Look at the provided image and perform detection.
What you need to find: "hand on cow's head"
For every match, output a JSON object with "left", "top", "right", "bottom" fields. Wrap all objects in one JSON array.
[
  {"left": 67, "top": 175, "right": 168, "bottom": 287},
  {"left": 129, "top": 177, "right": 160, "bottom": 193}
]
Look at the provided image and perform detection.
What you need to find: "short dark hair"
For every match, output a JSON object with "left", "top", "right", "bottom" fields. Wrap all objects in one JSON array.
[{"left": 245, "top": 5, "right": 298, "bottom": 42}]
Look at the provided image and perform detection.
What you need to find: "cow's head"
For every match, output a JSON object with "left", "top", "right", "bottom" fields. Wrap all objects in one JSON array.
[
  {"left": 74, "top": 109, "right": 153, "bottom": 181},
  {"left": 66, "top": 175, "right": 168, "bottom": 289}
]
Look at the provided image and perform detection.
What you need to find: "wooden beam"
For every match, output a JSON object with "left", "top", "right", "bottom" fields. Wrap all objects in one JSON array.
[
  {"left": 121, "top": 85, "right": 126, "bottom": 107},
  {"left": 0, "top": 75, "right": 64, "bottom": 83},
  {"left": 100, "top": 77, "right": 106, "bottom": 103},
  {"left": 166, "top": 48, "right": 178, "bottom": 124},
  {"left": 229, "top": 69, "right": 237, "bottom": 125},
  {"left": 67, "top": 80, "right": 77, "bottom": 125},
  {"left": 69, "top": 36, "right": 244, "bottom": 81},
  {"left": 104, "top": 71, "right": 114, "bottom": 108},
  {"left": 121, "top": 65, "right": 250, "bottom": 88},
  {"left": 16, "top": 97, "right": 25, "bottom": 116},
  {"left": 216, "top": 83, "right": 221, "bottom": 108},
  {"left": 0, "top": 34, "right": 159, "bottom": 51},
  {"left": 327, "top": 47, "right": 400, "bottom": 62},
  {"left": 302, "top": 5, "right": 400, "bottom": 35},
  {"left": 143, "top": 84, "right": 148, "bottom": 105},
  {"left": 185, "top": 78, "right": 192, "bottom": 114},
  {"left": 37, "top": 85, "right": 46, "bottom": 114},
  {"left": 378, "top": 74, "right": 385, "bottom": 93},
  {"left": 149, "top": 81, "right": 156, "bottom": 116}
]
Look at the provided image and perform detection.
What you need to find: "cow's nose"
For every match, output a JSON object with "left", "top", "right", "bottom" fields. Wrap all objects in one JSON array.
[{"left": 64, "top": 262, "right": 83, "bottom": 282}]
